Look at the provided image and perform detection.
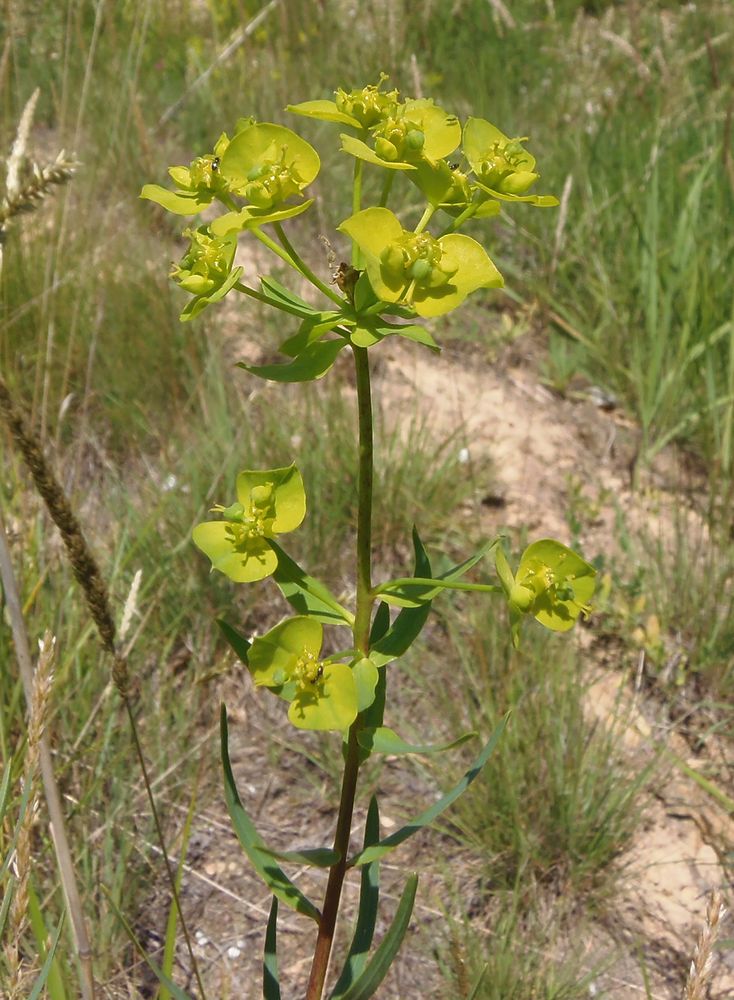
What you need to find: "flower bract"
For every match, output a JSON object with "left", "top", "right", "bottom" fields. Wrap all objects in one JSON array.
[
  {"left": 340, "top": 98, "right": 461, "bottom": 172},
  {"left": 141, "top": 132, "right": 235, "bottom": 215},
  {"left": 288, "top": 78, "right": 400, "bottom": 130},
  {"left": 496, "top": 539, "right": 596, "bottom": 646},
  {"left": 193, "top": 465, "right": 306, "bottom": 582},
  {"left": 339, "top": 207, "right": 503, "bottom": 318},
  {"left": 463, "top": 118, "right": 558, "bottom": 207},
  {"left": 171, "top": 227, "right": 242, "bottom": 321},
  {"left": 248, "top": 617, "right": 358, "bottom": 731},
  {"left": 218, "top": 122, "right": 320, "bottom": 211}
]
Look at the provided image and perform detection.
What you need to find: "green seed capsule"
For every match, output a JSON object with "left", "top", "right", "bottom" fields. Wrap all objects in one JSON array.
[
  {"left": 247, "top": 164, "right": 268, "bottom": 182},
  {"left": 374, "top": 137, "right": 399, "bottom": 162},
  {"left": 405, "top": 129, "right": 425, "bottom": 151},
  {"left": 245, "top": 182, "right": 272, "bottom": 208},
  {"left": 410, "top": 258, "right": 432, "bottom": 282}
]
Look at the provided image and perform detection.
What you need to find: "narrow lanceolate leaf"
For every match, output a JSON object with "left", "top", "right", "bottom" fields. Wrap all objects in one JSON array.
[
  {"left": 270, "top": 541, "right": 354, "bottom": 626},
  {"left": 217, "top": 618, "right": 251, "bottom": 664},
  {"left": 221, "top": 706, "right": 321, "bottom": 922},
  {"left": 27, "top": 916, "right": 65, "bottom": 1000},
  {"left": 350, "top": 716, "right": 508, "bottom": 867},
  {"left": 378, "top": 538, "right": 498, "bottom": 608},
  {"left": 260, "top": 275, "right": 322, "bottom": 318},
  {"left": 279, "top": 312, "right": 346, "bottom": 357},
  {"left": 263, "top": 898, "right": 281, "bottom": 1000},
  {"left": 330, "top": 797, "right": 381, "bottom": 996},
  {"left": 356, "top": 726, "right": 477, "bottom": 756},
  {"left": 330, "top": 874, "right": 418, "bottom": 1000},
  {"left": 254, "top": 845, "right": 341, "bottom": 868},
  {"left": 369, "top": 528, "right": 432, "bottom": 668},
  {"left": 238, "top": 338, "right": 346, "bottom": 382}
]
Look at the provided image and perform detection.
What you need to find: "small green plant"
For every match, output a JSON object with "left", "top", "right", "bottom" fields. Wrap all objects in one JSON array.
[{"left": 143, "top": 78, "right": 596, "bottom": 998}]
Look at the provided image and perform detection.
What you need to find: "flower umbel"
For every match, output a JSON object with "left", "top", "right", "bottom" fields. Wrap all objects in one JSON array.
[
  {"left": 193, "top": 466, "right": 306, "bottom": 582},
  {"left": 496, "top": 539, "right": 596, "bottom": 646},
  {"left": 170, "top": 227, "right": 242, "bottom": 321},
  {"left": 339, "top": 206, "right": 502, "bottom": 317},
  {"left": 463, "top": 118, "right": 558, "bottom": 207},
  {"left": 248, "top": 617, "right": 358, "bottom": 731},
  {"left": 140, "top": 132, "right": 236, "bottom": 215}
]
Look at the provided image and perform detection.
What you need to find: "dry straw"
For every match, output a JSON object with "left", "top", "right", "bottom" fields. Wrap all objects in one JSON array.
[
  {"left": 3, "top": 634, "right": 56, "bottom": 998},
  {"left": 683, "top": 889, "right": 727, "bottom": 1000}
]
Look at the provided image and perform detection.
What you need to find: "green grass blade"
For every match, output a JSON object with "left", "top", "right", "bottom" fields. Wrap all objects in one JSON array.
[
  {"left": 0, "top": 879, "right": 13, "bottom": 937},
  {"left": 329, "top": 796, "right": 381, "bottom": 996},
  {"left": 157, "top": 780, "right": 198, "bottom": 1000},
  {"left": 263, "top": 897, "right": 281, "bottom": 1000},
  {"left": 466, "top": 962, "right": 489, "bottom": 1000},
  {"left": 105, "top": 890, "right": 196, "bottom": 1000},
  {"left": 350, "top": 716, "right": 508, "bottom": 867},
  {"left": 27, "top": 915, "right": 66, "bottom": 1000},
  {"left": 0, "top": 758, "right": 13, "bottom": 825},
  {"left": 220, "top": 705, "right": 321, "bottom": 922},
  {"left": 27, "top": 882, "right": 68, "bottom": 1000},
  {"left": 329, "top": 873, "right": 418, "bottom": 1000}
]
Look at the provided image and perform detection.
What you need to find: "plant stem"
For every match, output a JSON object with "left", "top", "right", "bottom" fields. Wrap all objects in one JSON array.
[
  {"left": 352, "top": 346, "right": 375, "bottom": 656},
  {"left": 414, "top": 204, "right": 436, "bottom": 234},
  {"left": 272, "top": 223, "right": 344, "bottom": 306},
  {"left": 305, "top": 346, "right": 375, "bottom": 999}
]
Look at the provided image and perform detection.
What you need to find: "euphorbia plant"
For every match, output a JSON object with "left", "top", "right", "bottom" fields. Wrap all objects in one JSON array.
[{"left": 143, "top": 78, "right": 595, "bottom": 999}]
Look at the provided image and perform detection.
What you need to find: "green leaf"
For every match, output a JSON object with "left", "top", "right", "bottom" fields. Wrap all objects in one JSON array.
[
  {"left": 330, "top": 797, "right": 381, "bottom": 996},
  {"left": 330, "top": 874, "right": 418, "bottom": 1000},
  {"left": 140, "top": 183, "right": 210, "bottom": 216},
  {"left": 353, "top": 657, "right": 379, "bottom": 712},
  {"left": 255, "top": 845, "right": 340, "bottom": 868},
  {"left": 380, "top": 321, "right": 440, "bottom": 352},
  {"left": 356, "top": 727, "right": 477, "bottom": 756},
  {"left": 270, "top": 541, "right": 354, "bottom": 626},
  {"left": 279, "top": 313, "right": 346, "bottom": 357},
  {"left": 263, "top": 898, "right": 281, "bottom": 1000},
  {"left": 238, "top": 338, "right": 346, "bottom": 382},
  {"left": 260, "top": 275, "right": 321, "bottom": 316},
  {"left": 287, "top": 99, "right": 357, "bottom": 127},
  {"left": 378, "top": 539, "right": 498, "bottom": 608},
  {"left": 27, "top": 916, "right": 65, "bottom": 1000},
  {"left": 216, "top": 618, "right": 251, "bottom": 664},
  {"left": 221, "top": 705, "right": 321, "bottom": 921},
  {"left": 340, "top": 133, "right": 416, "bottom": 171},
  {"left": 350, "top": 716, "right": 508, "bottom": 867},
  {"left": 370, "top": 602, "right": 390, "bottom": 643},
  {"left": 369, "top": 528, "right": 431, "bottom": 667}
]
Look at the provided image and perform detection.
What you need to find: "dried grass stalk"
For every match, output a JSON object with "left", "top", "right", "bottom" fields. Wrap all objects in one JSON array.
[
  {"left": 3, "top": 632, "right": 56, "bottom": 998},
  {"left": 684, "top": 889, "right": 727, "bottom": 1000}
]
